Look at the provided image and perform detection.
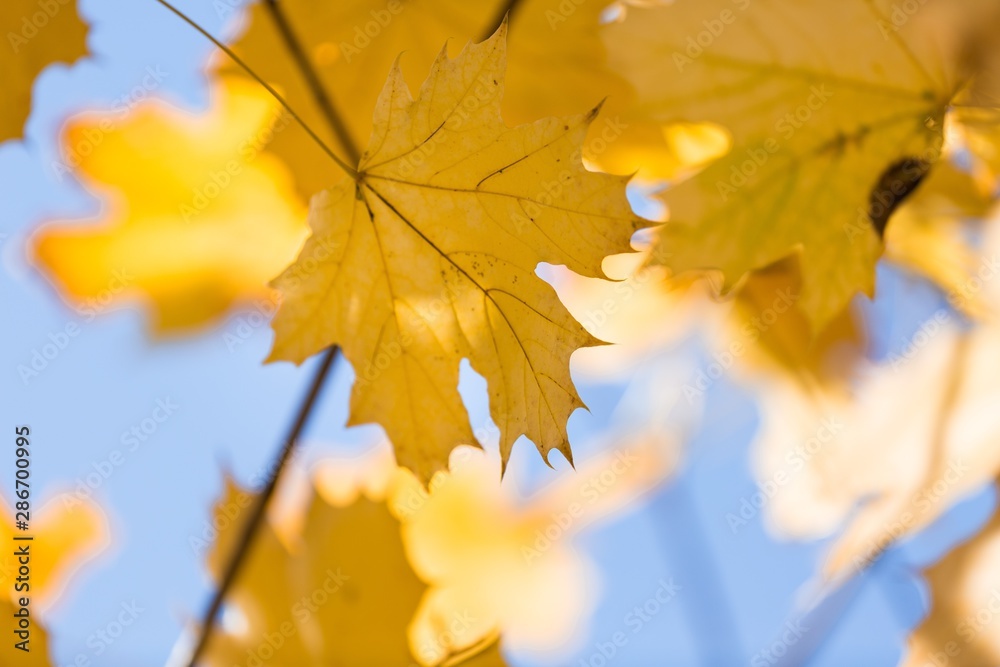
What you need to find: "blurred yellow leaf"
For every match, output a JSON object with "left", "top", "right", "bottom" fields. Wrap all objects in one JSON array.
[
  {"left": 268, "top": 25, "right": 642, "bottom": 481},
  {"left": 0, "top": 599, "right": 52, "bottom": 665},
  {"left": 605, "top": 0, "right": 1000, "bottom": 331},
  {"left": 728, "top": 257, "right": 865, "bottom": 384},
  {"left": 32, "top": 77, "right": 308, "bottom": 333},
  {"left": 951, "top": 106, "right": 1000, "bottom": 191},
  {"left": 886, "top": 161, "right": 996, "bottom": 318},
  {"left": 743, "top": 200, "right": 1000, "bottom": 579},
  {"left": 903, "top": 487, "right": 1000, "bottom": 667},
  {"left": 750, "top": 323, "right": 1000, "bottom": 580},
  {"left": 1, "top": 0, "right": 88, "bottom": 142},
  {"left": 382, "top": 444, "right": 669, "bottom": 662},
  {"left": 202, "top": 477, "right": 506, "bottom": 666},
  {"left": 0, "top": 492, "right": 108, "bottom": 666},
  {"left": 0, "top": 493, "right": 109, "bottom": 610},
  {"left": 309, "top": 439, "right": 669, "bottom": 662}
]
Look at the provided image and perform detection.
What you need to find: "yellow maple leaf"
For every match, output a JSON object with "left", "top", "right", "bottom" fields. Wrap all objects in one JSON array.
[
  {"left": 32, "top": 77, "right": 308, "bottom": 333},
  {"left": 201, "top": 477, "right": 506, "bottom": 666},
  {"left": 268, "top": 24, "right": 643, "bottom": 481},
  {"left": 604, "top": 0, "right": 1000, "bottom": 330},
  {"left": 1, "top": 0, "right": 88, "bottom": 142}
]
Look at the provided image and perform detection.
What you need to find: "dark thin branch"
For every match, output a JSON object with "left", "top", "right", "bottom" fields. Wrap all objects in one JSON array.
[
  {"left": 264, "top": 0, "right": 362, "bottom": 164},
  {"left": 185, "top": 346, "right": 340, "bottom": 666},
  {"left": 479, "top": 0, "right": 523, "bottom": 42},
  {"left": 153, "top": 0, "right": 357, "bottom": 179}
]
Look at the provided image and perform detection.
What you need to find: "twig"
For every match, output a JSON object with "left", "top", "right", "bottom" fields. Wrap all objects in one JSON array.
[
  {"left": 151, "top": 1, "right": 366, "bottom": 663},
  {"left": 184, "top": 346, "right": 340, "bottom": 666},
  {"left": 263, "top": 0, "right": 361, "bottom": 164}
]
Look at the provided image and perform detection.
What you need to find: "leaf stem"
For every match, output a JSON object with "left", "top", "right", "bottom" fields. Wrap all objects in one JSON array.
[
  {"left": 152, "top": 0, "right": 358, "bottom": 179},
  {"left": 263, "top": 0, "right": 362, "bottom": 165},
  {"left": 184, "top": 346, "right": 340, "bottom": 667}
]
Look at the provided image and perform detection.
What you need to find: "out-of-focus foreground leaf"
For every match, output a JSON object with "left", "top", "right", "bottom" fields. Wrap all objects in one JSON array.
[
  {"left": 605, "top": 0, "right": 1000, "bottom": 331},
  {"left": 32, "top": 78, "right": 308, "bottom": 333}
]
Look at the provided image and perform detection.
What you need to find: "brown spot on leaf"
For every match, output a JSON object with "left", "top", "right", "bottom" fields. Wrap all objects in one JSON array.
[{"left": 868, "top": 157, "right": 930, "bottom": 238}]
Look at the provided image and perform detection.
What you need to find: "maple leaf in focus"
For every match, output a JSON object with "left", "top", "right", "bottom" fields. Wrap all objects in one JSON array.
[
  {"left": 1, "top": 0, "right": 87, "bottom": 142},
  {"left": 604, "top": 0, "right": 1000, "bottom": 330},
  {"left": 32, "top": 78, "right": 308, "bottom": 333},
  {"left": 268, "top": 24, "right": 643, "bottom": 481},
  {"left": 200, "top": 477, "right": 507, "bottom": 666}
]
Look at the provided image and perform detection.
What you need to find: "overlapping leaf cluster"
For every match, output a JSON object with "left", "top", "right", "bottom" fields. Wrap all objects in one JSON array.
[{"left": 12, "top": 0, "right": 1000, "bottom": 663}]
